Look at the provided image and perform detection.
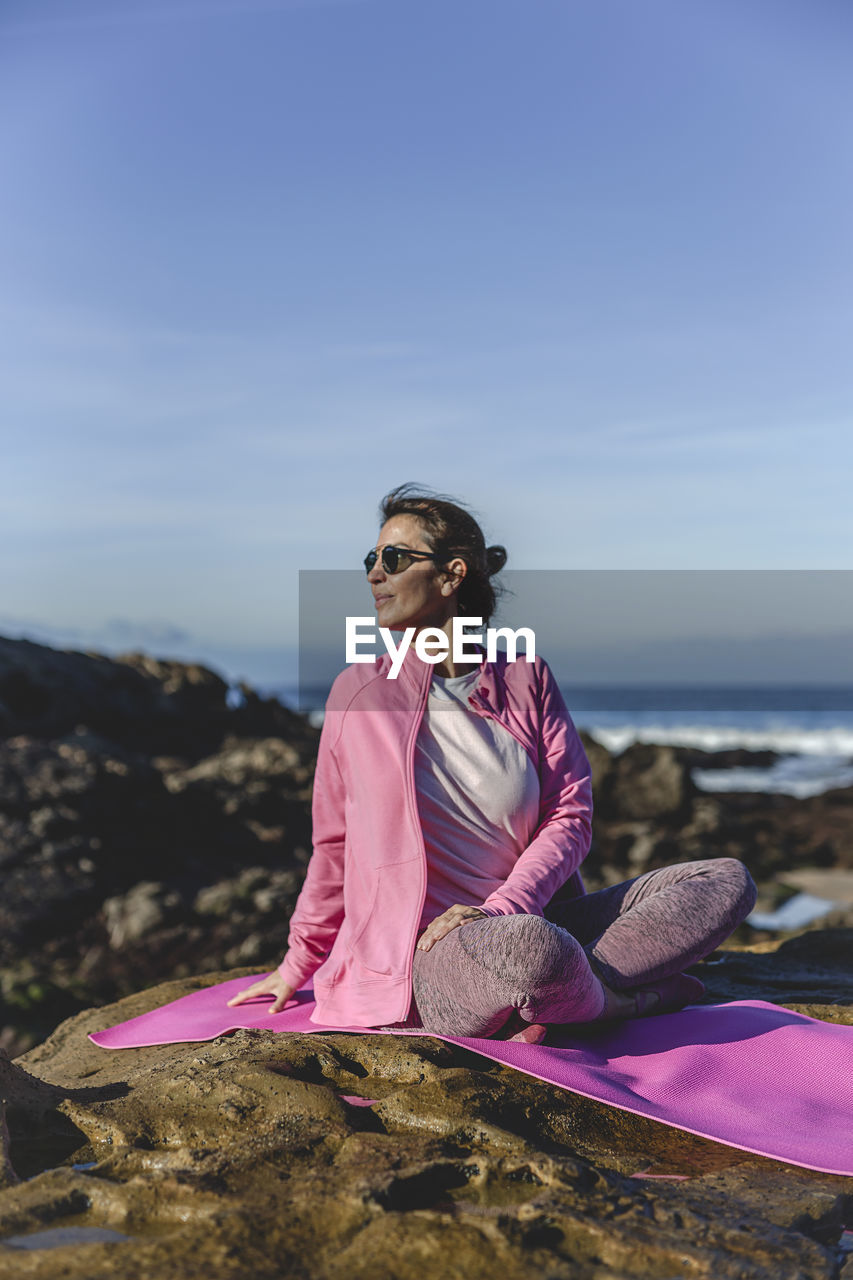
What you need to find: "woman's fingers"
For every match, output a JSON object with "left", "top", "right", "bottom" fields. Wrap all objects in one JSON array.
[
  {"left": 227, "top": 977, "right": 279, "bottom": 1007},
  {"left": 226, "top": 983, "right": 264, "bottom": 1006},
  {"left": 227, "top": 974, "right": 297, "bottom": 1011},
  {"left": 267, "top": 987, "right": 296, "bottom": 1013},
  {"left": 416, "top": 905, "right": 486, "bottom": 952}
]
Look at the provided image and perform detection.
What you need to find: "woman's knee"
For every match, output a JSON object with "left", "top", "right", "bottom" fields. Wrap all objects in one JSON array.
[
  {"left": 460, "top": 913, "right": 579, "bottom": 989},
  {"left": 639, "top": 855, "right": 757, "bottom": 927},
  {"left": 711, "top": 856, "right": 757, "bottom": 918},
  {"left": 677, "top": 855, "right": 757, "bottom": 920}
]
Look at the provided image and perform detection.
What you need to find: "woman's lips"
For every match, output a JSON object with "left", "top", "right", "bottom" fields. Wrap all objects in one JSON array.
[{"left": 373, "top": 595, "right": 393, "bottom": 608}]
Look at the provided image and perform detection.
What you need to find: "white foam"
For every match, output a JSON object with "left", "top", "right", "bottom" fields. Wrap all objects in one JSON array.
[
  {"left": 692, "top": 762, "right": 853, "bottom": 799},
  {"left": 583, "top": 722, "right": 853, "bottom": 758},
  {"left": 747, "top": 893, "right": 838, "bottom": 931}
]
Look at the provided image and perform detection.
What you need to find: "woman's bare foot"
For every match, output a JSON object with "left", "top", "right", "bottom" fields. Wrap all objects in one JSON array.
[
  {"left": 597, "top": 981, "right": 643, "bottom": 1021},
  {"left": 494, "top": 1011, "right": 549, "bottom": 1043},
  {"left": 506, "top": 1022, "right": 548, "bottom": 1044},
  {"left": 631, "top": 973, "right": 705, "bottom": 1017},
  {"left": 593, "top": 973, "right": 704, "bottom": 1021}
]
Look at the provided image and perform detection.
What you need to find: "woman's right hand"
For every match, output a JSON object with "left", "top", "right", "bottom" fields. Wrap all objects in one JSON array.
[{"left": 226, "top": 971, "right": 296, "bottom": 1013}]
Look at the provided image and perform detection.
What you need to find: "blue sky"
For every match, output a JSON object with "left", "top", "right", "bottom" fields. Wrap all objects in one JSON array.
[{"left": 1, "top": 0, "right": 851, "bottom": 687}]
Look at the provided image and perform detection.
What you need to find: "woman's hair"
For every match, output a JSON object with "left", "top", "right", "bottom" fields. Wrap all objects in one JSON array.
[{"left": 378, "top": 482, "right": 508, "bottom": 626}]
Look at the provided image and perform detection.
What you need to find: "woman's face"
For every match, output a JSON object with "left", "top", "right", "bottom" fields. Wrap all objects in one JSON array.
[{"left": 367, "top": 514, "right": 463, "bottom": 632}]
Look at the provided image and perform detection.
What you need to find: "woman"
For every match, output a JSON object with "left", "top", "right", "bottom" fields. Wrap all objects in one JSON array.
[{"left": 229, "top": 484, "right": 756, "bottom": 1042}]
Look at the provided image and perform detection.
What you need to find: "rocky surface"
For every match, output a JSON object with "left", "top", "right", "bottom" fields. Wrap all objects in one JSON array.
[
  {"left": 0, "top": 929, "right": 850, "bottom": 1278},
  {"left": 0, "top": 637, "right": 318, "bottom": 1054}
]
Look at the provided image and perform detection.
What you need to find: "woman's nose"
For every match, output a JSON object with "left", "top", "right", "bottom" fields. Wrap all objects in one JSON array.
[{"left": 367, "top": 553, "right": 386, "bottom": 583}]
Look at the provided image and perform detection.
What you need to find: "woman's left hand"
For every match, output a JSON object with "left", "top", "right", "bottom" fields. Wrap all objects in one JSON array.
[{"left": 416, "top": 904, "right": 488, "bottom": 953}]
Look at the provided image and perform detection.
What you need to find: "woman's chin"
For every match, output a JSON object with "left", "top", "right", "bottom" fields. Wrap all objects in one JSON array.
[{"left": 376, "top": 612, "right": 405, "bottom": 631}]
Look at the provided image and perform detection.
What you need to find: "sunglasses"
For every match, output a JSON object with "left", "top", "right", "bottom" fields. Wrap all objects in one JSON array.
[{"left": 363, "top": 545, "right": 445, "bottom": 575}]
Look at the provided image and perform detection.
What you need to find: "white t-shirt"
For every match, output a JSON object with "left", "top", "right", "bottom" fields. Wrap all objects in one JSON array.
[{"left": 414, "top": 667, "right": 541, "bottom": 932}]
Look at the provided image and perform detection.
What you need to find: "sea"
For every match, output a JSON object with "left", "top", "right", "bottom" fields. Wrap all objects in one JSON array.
[{"left": 247, "top": 682, "right": 853, "bottom": 801}]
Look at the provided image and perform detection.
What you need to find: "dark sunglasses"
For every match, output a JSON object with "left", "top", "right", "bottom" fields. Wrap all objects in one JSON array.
[{"left": 363, "top": 545, "right": 445, "bottom": 575}]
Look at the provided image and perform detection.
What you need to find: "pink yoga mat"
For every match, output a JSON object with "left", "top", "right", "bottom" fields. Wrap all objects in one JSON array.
[{"left": 89, "top": 976, "right": 853, "bottom": 1176}]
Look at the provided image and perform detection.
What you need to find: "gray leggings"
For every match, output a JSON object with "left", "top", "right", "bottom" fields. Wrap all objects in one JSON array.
[{"left": 381, "top": 858, "right": 756, "bottom": 1038}]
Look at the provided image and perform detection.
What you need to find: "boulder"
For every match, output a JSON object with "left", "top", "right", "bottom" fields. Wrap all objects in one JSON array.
[{"left": 595, "top": 743, "right": 693, "bottom": 821}]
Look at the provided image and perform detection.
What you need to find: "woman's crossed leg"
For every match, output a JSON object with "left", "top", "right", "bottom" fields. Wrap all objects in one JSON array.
[{"left": 398, "top": 857, "right": 756, "bottom": 1038}]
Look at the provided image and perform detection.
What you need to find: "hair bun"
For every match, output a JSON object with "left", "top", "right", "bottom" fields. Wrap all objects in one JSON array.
[{"left": 486, "top": 544, "right": 507, "bottom": 576}]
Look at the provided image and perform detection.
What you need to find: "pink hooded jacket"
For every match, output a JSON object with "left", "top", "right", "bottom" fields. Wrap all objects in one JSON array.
[{"left": 278, "top": 643, "right": 593, "bottom": 1027}]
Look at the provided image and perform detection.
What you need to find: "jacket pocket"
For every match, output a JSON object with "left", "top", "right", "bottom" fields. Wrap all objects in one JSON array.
[
  {"left": 343, "top": 856, "right": 421, "bottom": 978},
  {"left": 343, "top": 873, "right": 380, "bottom": 953}
]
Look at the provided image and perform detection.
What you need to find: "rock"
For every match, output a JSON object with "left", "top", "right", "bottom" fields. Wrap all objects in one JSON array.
[
  {"left": 697, "top": 926, "right": 853, "bottom": 1015},
  {"left": 673, "top": 746, "right": 783, "bottom": 771},
  {"left": 193, "top": 868, "right": 301, "bottom": 920},
  {"left": 0, "top": 633, "right": 318, "bottom": 767},
  {"left": 596, "top": 743, "right": 693, "bottom": 821},
  {"left": 0, "top": 733, "right": 174, "bottom": 949},
  {"left": 1, "top": 939, "right": 850, "bottom": 1278},
  {"left": 162, "top": 735, "right": 311, "bottom": 793},
  {"left": 0, "top": 637, "right": 319, "bottom": 1054},
  {"left": 157, "top": 735, "right": 313, "bottom": 840},
  {"left": 102, "top": 882, "right": 184, "bottom": 949},
  {"left": 0, "top": 637, "right": 228, "bottom": 756},
  {"left": 0, "top": 1090, "right": 16, "bottom": 1190},
  {"left": 578, "top": 731, "right": 614, "bottom": 792}
]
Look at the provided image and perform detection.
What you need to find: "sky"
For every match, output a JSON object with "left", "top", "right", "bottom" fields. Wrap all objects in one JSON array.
[{"left": 1, "top": 0, "right": 852, "bottom": 688}]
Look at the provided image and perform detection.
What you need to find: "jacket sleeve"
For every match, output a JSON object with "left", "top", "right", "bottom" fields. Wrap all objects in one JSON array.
[
  {"left": 476, "top": 657, "right": 592, "bottom": 918},
  {"left": 277, "top": 706, "right": 347, "bottom": 990}
]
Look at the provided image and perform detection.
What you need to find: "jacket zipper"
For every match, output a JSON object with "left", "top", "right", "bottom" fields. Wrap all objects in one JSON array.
[
  {"left": 403, "top": 661, "right": 431, "bottom": 1021},
  {"left": 402, "top": 662, "right": 535, "bottom": 1023}
]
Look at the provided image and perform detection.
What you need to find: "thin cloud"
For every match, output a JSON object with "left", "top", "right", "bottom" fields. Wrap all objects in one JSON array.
[
  {"left": 100, "top": 617, "right": 195, "bottom": 646},
  {"left": 0, "top": 613, "right": 88, "bottom": 641},
  {"left": 0, "top": 615, "right": 196, "bottom": 652}
]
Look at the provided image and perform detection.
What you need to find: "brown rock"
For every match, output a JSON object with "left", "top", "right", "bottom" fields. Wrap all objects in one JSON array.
[
  {"left": 0, "top": 1105, "right": 16, "bottom": 1190},
  {"left": 597, "top": 743, "right": 693, "bottom": 821}
]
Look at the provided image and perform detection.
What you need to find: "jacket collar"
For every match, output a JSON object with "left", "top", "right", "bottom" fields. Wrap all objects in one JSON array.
[{"left": 375, "top": 639, "right": 508, "bottom": 714}]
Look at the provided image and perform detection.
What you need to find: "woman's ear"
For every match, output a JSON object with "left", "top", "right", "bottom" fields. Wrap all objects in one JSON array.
[{"left": 444, "top": 557, "right": 467, "bottom": 595}]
